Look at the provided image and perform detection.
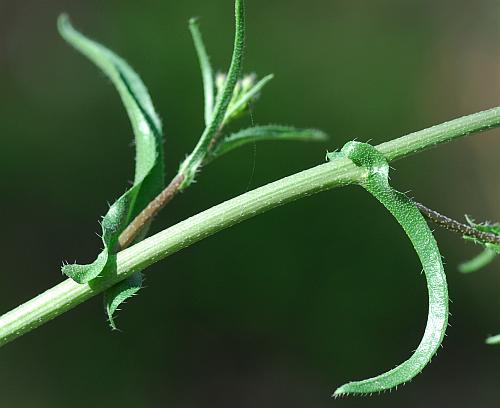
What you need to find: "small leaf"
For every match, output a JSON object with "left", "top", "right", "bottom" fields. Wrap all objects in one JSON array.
[
  {"left": 189, "top": 17, "right": 215, "bottom": 126},
  {"left": 104, "top": 272, "right": 143, "bottom": 330},
  {"left": 62, "top": 198, "right": 129, "bottom": 283},
  {"left": 463, "top": 216, "right": 500, "bottom": 248},
  {"left": 458, "top": 248, "right": 497, "bottom": 274},
  {"left": 58, "top": 15, "right": 165, "bottom": 326},
  {"left": 208, "top": 125, "right": 328, "bottom": 161},
  {"left": 330, "top": 141, "right": 449, "bottom": 396},
  {"left": 465, "top": 215, "right": 500, "bottom": 235}
]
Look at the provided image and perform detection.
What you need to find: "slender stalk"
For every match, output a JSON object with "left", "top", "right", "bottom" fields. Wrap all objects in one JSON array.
[
  {"left": 118, "top": 0, "right": 246, "bottom": 247},
  {"left": 119, "top": 174, "right": 185, "bottom": 249},
  {"left": 416, "top": 202, "right": 500, "bottom": 245},
  {"left": 2, "top": 106, "right": 500, "bottom": 347}
]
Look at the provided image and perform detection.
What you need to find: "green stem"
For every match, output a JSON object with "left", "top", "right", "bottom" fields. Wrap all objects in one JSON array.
[
  {"left": 1, "top": 106, "right": 500, "bottom": 347},
  {"left": 178, "top": 0, "right": 245, "bottom": 187},
  {"left": 118, "top": 0, "right": 245, "bottom": 248}
]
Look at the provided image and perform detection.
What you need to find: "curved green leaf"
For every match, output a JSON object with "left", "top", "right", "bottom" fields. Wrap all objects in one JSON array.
[
  {"left": 328, "top": 141, "right": 449, "bottom": 396},
  {"left": 58, "top": 15, "right": 165, "bottom": 325}
]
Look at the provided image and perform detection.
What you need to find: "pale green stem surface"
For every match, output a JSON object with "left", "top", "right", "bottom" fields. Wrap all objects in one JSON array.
[{"left": 1, "top": 107, "right": 500, "bottom": 347}]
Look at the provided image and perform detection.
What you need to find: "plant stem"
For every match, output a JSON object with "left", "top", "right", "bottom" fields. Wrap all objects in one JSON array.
[
  {"left": 2, "top": 106, "right": 500, "bottom": 347},
  {"left": 117, "top": 0, "right": 246, "bottom": 248},
  {"left": 416, "top": 202, "right": 500, "bottom": 245},
  {"left": 177, "top": 0, "right": 245, "bottom": 187},
  {"left": 119, "top": 173, "right": 185, "bottom": 249}
]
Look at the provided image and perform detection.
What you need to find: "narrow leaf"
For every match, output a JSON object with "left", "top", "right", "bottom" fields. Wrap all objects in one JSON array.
[
  {"left": 329, "top": 141, "right": 449, "bottom": 396},
  {"left": 465, "top": 215, "right": 500, "bottom": 235},
  {"left": 58, "top": 15, "right": 165, "bottom": 325},
  {"left": 208, "top": 125, "right": 328, "bottom": 161},
  {"left": 189, "top": 17, "right": 215, "bottom": 126}
]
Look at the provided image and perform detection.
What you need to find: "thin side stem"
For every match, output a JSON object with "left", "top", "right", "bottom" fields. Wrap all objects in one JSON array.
[
  {"left": 416, "top": 202, "right": 500, "bottom": 245},
  {"left": 118, "top": 0, "right": 246, "bottom": 248},
  {"left": 119, "top": 173, "right": 184, "bottom": 249},
  {"left": 2, "top": 106, "right": 500, "bottom": 347}
]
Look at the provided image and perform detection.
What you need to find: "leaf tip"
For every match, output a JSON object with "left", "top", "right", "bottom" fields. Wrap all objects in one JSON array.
[
  {"left": 310, "top": 129, "right": 329, "bottom": 142},
  {"left": 458, "top": 265, "right": 473, "bottom": 274},
  {"left": 332, "top": 384, "right": 350, "bottom": 398},
  {"left": 61, "top": 263, "right": 86, "bottom": 285}
]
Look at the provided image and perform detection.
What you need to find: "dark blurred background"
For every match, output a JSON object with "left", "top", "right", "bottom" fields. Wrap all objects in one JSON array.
[{"left": 1, "top": 0, "right": 500, "bottom": 407}]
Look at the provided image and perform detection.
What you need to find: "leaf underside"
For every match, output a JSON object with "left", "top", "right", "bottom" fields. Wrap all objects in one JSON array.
[
  {"left": 58, "top": 15, "right": 165, "bottom": 327},
  {"left": 328, "top": 142, "right": 449, "bottom": 396}
]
